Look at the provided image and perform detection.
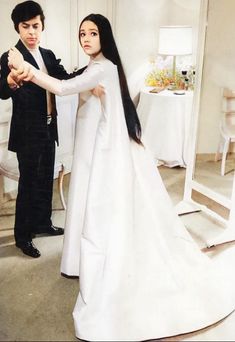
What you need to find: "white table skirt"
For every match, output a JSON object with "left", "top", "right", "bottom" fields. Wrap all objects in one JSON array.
[{"left": 137, "top": 88, "right": 193, "bottom": 167}]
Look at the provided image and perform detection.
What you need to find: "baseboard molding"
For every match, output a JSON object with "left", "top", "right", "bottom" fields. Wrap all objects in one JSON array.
[
  {"left": 0, "top": 190, "right": 17, "bottom": 205},
  {"left": 196, "top": 152, "right": 235, "bottom": 161}
]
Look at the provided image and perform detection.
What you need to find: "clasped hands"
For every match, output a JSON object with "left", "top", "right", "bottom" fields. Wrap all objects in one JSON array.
[
  {"left": 8, "top": 47, "right": 33, "bottom": 88},
  {"left": 7, "top": 47, "right": 105, "bottom": 97}
]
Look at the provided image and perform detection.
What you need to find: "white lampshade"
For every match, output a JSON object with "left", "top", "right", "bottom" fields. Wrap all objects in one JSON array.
[{"left": 158, "top": 26, "right": 192, "bottom": 56}]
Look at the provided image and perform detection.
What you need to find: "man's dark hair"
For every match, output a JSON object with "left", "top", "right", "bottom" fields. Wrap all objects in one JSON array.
[{"left": 11, "top": 0, "right": 45, "bottom": 32}]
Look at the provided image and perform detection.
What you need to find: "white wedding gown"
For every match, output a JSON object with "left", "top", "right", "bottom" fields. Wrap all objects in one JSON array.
[{"left": 32, "top": 54, "right": 235, "bottom": 341}]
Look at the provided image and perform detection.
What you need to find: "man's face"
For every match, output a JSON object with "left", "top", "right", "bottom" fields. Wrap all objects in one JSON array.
[{"left": 18, "top": 15, "right": 43, "bottom": 49}]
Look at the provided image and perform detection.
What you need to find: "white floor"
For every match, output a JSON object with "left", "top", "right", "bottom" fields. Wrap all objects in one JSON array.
[{"left": 1, "top": 167, "right": 235, "bottom": 341}]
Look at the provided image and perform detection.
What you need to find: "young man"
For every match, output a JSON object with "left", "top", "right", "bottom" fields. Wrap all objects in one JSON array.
[{"left": 0, "top": 1, "right": 85, "bottom": 258}]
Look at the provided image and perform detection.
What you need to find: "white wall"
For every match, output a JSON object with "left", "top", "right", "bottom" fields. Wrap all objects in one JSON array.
[
  {"left": 197, "top": 0, "right": 235, "bottom": 153},
  {"left": 42, "top": 0, "right": 79, "bottom": 71},
  {"left": 115, "top": 0, "right": 168, "bottom": 101},
  {"left": 167, "top": 0, "right": 200, "bottom": 64},
  {"left": 114, "top": 0, "right": 200, "bottom": 101}
]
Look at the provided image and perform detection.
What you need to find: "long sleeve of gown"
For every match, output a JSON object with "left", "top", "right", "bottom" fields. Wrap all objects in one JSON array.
[{"left": 30, "top": 61, "right": 104, "bottom": 96}]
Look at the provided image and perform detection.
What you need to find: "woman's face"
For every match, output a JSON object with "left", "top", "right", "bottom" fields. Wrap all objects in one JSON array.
[{"left": 79, "top": 20, "right": 101, "bottom": 58}]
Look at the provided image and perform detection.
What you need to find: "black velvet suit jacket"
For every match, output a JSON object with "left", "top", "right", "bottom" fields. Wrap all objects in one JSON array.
[{"left": 0, "top": 40, "right": 84, "bottom": 152}]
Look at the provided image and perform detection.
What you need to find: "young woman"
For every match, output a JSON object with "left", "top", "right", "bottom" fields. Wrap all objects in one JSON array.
[{"left": 9, "top": 13, "right": 235, "bottom": 342}]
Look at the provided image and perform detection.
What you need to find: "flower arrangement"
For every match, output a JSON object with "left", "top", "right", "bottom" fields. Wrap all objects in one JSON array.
[
  {"left": 145, "top": 68, "right": 184, "bottom": 89},
  {"left": 145, "top": 56, "right": 195, "bottom": 90}
]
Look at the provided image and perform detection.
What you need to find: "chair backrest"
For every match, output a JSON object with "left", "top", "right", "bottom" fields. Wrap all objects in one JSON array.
[
  {"left": 0, "top": 95, "right": 77, "bottom": 203},
  {"left": 221, "top": 88, "right": 235, "bottom": 128},
  {"left": 0, "top": 100, "right": 19, "bottom": 181},
  {"left": 0, "top": 113, "right": 9, "bottom": 161},
  {"left": 55, "top": 94, "right": 77, "bottom": 174}
]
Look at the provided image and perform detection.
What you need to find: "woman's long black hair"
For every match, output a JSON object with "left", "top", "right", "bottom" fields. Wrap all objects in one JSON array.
[{"left": 79, "top": 14, "right": 142, "bottom": 145}]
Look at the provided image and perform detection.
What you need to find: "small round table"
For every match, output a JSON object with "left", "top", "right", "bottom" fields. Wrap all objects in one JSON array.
[{"left": 137, "top": 87, "right": 194, "bottom": 167}]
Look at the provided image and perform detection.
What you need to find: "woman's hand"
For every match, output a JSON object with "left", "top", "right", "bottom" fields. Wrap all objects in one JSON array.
[{"left": 92, "top": 84, "right": 105, "bottom": 97}]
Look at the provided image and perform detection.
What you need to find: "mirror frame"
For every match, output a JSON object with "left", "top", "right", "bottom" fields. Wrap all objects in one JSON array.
[{"left": 176, "top": 0, "right": 235, "bottom": 246}]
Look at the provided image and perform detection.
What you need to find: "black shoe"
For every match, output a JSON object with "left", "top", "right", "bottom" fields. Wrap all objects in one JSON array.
[
  {"left": 42, "top": 225, "right": 64, "bottom": 236},
  {"left": 16, "top": 241, "right": 41, "bottom": 258}
]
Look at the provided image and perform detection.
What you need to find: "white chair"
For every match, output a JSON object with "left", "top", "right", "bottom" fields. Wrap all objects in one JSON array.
[
  {"left": 215, "top": 88, "right": 235, "bottom": 176},
  {"left": 0, "top": 110, "right": 67, "bottom": 210}
]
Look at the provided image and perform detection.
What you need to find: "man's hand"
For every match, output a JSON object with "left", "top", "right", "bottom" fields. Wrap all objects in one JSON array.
[
  {"left": 8, "top": 64, "right": 34, "bottom": 87},
  {"left": 8, "top": 47, "right": 24, "bottom": 70},
  {"left": 92, "top": 84, "right": 105, "bottom": 98},
  {"left": 7, "top": 71, "right": 20, "bottom": 90}
]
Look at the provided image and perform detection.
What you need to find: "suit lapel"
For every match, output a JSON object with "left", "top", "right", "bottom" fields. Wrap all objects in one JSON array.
[
  {"left": 39, "top": 47, "right": 52, "bottom": 74},
  {"left": 15, "top": 40, "right": 40, "bottom": 69}
]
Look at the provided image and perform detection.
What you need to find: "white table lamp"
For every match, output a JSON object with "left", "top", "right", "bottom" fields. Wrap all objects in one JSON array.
[{"left": 158, "top": 26, "right": 192, "bottom": 79}]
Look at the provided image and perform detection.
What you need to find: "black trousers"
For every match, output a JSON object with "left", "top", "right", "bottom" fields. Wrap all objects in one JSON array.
[{"left": 14, "top": 131, "right": 55, "bottom": 244}]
